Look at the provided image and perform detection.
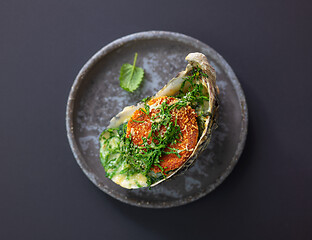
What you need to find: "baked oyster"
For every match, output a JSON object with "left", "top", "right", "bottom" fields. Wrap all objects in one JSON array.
[{"left": 99, "top": 52, "right": 219, "bottom": 189}]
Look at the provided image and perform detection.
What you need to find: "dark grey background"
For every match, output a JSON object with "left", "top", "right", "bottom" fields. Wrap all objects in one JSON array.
[{"left": 1, "top": 0, "right": 311, "bottom": 239}]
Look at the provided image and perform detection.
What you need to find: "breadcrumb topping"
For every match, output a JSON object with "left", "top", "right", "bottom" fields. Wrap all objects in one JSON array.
[{"left": 126, "top": 96, "right": 198, "bottom": 173}]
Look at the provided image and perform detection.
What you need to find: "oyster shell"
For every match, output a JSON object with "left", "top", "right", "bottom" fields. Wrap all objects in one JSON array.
[{"left": 99, "top": 52, "right": 219, "bottom": 189}]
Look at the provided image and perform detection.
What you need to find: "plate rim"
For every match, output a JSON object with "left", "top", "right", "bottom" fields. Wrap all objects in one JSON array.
[{"left": 66, "top": 30, "right": 248, "bottom": 208}]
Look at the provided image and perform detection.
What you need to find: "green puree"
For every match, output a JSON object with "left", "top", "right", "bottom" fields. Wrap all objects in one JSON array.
[{"left": 99, "top": 68, "right": 210, "bottom": 188}]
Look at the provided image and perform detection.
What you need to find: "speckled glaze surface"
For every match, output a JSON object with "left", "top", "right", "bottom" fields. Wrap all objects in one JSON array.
[{"left": 66, "top": 31, "right": 248, "bottom": 208}]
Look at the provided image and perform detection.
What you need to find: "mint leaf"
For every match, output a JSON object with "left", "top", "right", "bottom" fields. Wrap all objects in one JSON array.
[{"left": 119, "top": 53, "right": 144, "bottom": 92}]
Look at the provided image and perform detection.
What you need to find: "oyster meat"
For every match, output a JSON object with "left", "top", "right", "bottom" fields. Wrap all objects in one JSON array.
[{"left": 99, "top": 52, "right": 219, "bottom": 189}]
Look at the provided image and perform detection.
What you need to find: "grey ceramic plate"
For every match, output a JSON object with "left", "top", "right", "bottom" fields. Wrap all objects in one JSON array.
[{"left": 66, "top": 31, "right": 248, "bottom": 208}]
